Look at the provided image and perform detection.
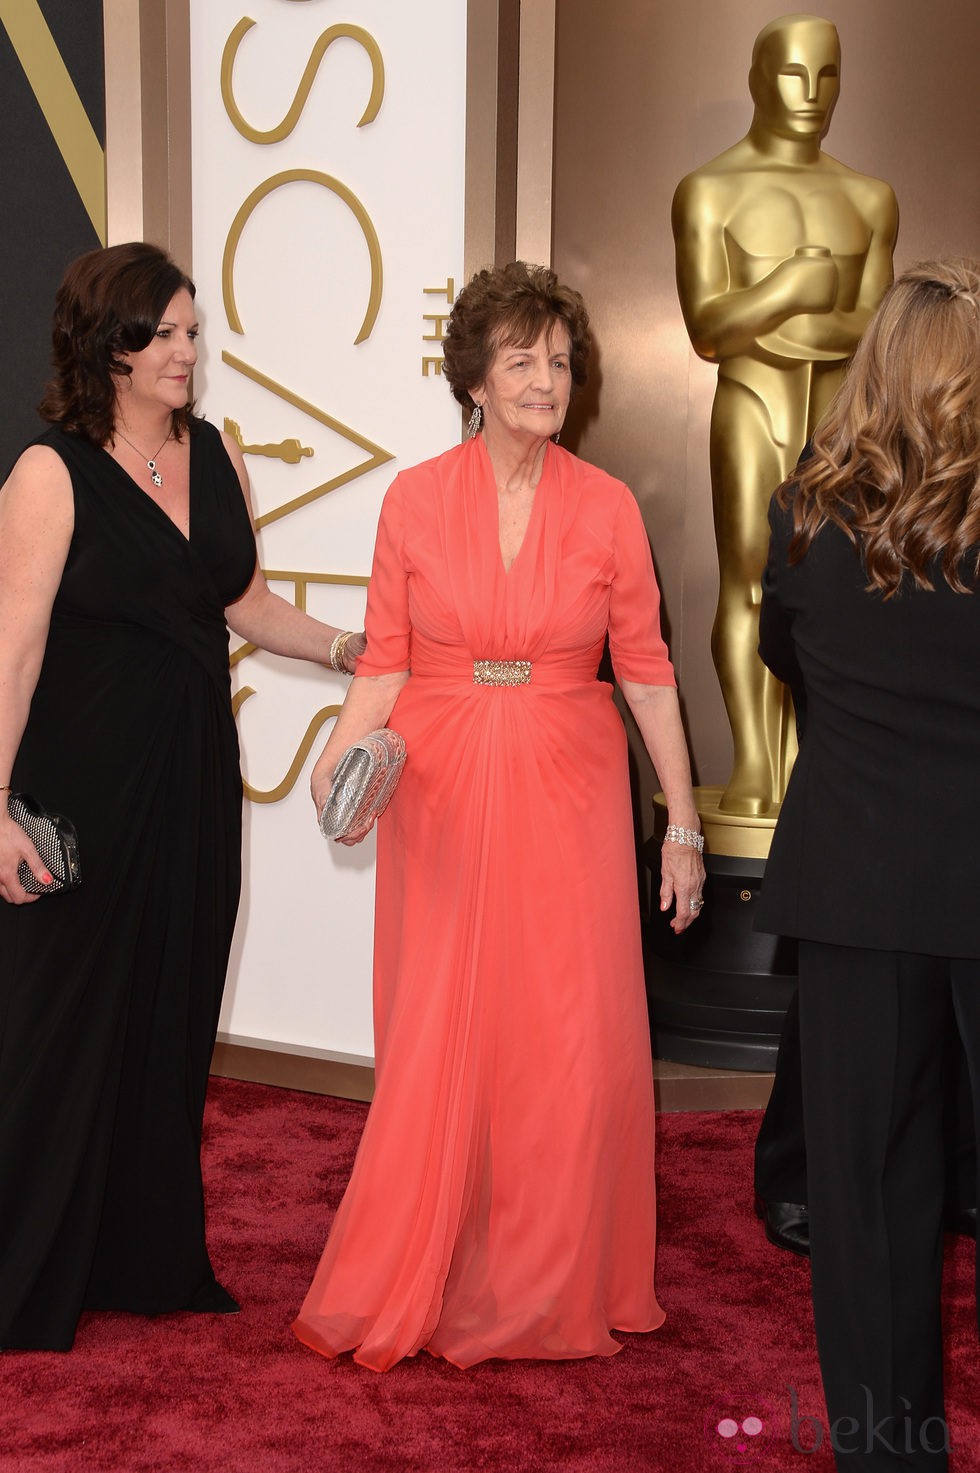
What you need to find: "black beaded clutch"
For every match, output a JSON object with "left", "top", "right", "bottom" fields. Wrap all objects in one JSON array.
[
  {"left": 7, "top": 792, "right": 82, "bottom": 894},
  {"left": 318, "top": 729, "right": 406, "bottom": 843}
]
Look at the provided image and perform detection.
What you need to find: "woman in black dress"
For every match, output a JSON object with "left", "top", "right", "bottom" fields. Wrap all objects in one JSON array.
[{"left": 0, "top": 242, "right": 361, "bottom": 1350}]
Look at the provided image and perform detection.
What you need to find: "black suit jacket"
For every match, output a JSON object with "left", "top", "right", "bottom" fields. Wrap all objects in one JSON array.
[{"left": 756, "top": 488, "right": 980, "bottom": 956}]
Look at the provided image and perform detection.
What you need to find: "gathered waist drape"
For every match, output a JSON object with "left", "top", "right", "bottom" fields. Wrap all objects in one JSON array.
[{"left": 408, "top": 648, "right": 602, "bottom": 691}]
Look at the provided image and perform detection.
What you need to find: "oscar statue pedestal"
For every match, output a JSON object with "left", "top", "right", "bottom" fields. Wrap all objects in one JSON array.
[{"left": 643, "top": 787, "right": 796, "bottom": 1070}]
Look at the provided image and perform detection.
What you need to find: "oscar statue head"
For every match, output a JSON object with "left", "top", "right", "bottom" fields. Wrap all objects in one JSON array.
[{"left": 749, "top": 14, "right": 841, "bottom": 144}]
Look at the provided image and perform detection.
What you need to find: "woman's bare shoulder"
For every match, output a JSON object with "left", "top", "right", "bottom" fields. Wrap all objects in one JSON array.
[{"left": 0, "top": 442, "right": 74, "bottom": 532}]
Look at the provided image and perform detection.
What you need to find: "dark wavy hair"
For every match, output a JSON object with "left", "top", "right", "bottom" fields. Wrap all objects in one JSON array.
[
  {"left": 782, "top": 257, "right": 980, "bottom": 597},
  {"left": 39, "top": 241, "right": 196, "bottom": 446},
  {"left": 442, "top": 261, "right": 591, "bottom": 412}
]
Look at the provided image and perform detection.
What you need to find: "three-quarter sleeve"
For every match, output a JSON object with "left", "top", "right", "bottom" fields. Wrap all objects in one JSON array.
[
  {"left": 607, "top": 487, "right": 676, "bottom": 687},
  {"left": 354, "top": 477, "right": 412, "bottom": 677}
]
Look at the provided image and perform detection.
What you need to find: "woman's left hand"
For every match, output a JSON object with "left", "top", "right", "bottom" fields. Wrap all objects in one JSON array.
[
  {"left": 617, "top": 683, "right": 706, "bottom": 934},
  {"left": 660, "top": 840, "right": 707, "bottom": 934},
  {"left": 342, "top": 631, "right": 366, "bottom": 673}
]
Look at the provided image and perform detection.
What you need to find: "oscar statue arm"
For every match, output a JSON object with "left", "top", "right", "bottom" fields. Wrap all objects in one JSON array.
[
  {"left": 671, "top": 172, "right": 840, "bottom": 363},
  {"left": 787, "top": 180, "right": 899, "bottom": 356}
]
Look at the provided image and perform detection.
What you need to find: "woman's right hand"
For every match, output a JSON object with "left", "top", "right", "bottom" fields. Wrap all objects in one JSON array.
[
  {"left": 335, "top": 832, "right": 368, "bottom": 847},
  {"left": 309, "top": 668, "right": 409, "bottom": 843},
  {"left": 310, "top": 747, "right": 370, "bottom": 847},
  {"left": 310, "top": 745, "right": 337, "bottom": 822},
  {"left": 0, "top": 810, "right": 50, "bottom": 904}
]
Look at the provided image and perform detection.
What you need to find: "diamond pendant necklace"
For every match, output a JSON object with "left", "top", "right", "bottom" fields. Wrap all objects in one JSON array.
[{"left": 114, "top": 426, "right": 173, "bottom": 487}]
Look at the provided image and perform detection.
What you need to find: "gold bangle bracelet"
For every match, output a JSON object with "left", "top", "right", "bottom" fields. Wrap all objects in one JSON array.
[{"left": 329, "top": 630, "right": 354, "bottom": 673}]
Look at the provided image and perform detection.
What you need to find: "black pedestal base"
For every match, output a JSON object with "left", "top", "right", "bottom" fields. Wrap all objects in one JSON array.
[{"left": 643, "top": 843, "right": 797, "bottom": 1071}]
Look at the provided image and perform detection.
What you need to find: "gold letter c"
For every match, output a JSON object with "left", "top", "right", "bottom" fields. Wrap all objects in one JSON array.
[{"left": 222, "top": 169, "right": 383, "bottom": 344}]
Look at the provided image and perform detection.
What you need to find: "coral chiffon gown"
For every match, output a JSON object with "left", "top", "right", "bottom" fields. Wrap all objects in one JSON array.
[{"left": 293, "top": 436, "right": 673, "bottom": 1370}]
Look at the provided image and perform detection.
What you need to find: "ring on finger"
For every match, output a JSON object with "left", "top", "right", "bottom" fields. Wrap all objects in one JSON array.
[{"left": 689, "top": 896, "right": 705, "bottom": 912}]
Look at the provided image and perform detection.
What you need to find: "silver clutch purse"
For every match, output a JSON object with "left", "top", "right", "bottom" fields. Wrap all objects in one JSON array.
[
  {"left": 7, "top": 791, "right": 82, "bottom": 894},
  {"left": 318, "top": 729, "right": 407, "bottom": 842}
]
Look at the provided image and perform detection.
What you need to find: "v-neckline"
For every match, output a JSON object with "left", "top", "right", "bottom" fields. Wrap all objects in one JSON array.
[
  {"left": 477, "top": 436, "right": 550, "bottom": 579},
  {"left": 103, "top": 432, "right": 194, "bottom": 543}
]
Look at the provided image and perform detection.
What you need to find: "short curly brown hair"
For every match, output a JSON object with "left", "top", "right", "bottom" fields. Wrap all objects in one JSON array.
[
  {"left": 442, "top": 261, "right": 591, "bottom": 411},
  {"left": 39, "top": 241, "right": 196, "bottom": 446}
]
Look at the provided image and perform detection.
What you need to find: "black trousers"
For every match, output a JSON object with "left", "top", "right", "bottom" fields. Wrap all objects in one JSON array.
[
  {"left": 754, "top": 987, "right": 808, "bottom": 1202},
  {"left": 755, "top": 989, "right": 976, "bottom": 1210},
  {"left": 797, "top": 943, "right": 980, "bottom": 1472}
]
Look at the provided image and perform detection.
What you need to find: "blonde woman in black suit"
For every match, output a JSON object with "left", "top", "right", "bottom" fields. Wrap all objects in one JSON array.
[{"left": 756, "top": 258, "right": 980, "bottom": 1472}]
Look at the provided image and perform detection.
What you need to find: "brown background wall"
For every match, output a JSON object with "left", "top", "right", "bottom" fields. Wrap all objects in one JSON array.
[{"left": 551, "top": 0, "right": 980, "bottom": 831}]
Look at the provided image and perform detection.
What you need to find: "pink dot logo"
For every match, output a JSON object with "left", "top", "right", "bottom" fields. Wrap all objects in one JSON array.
[
  {"left": 704, "top": 1398, "right": 776, "bottom": 1462},
  {"left": 717, "top": 1415, "right": 765, "bottom": 1452}
]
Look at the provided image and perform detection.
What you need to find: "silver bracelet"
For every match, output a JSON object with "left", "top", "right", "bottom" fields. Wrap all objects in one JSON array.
[{"left": 663, "top": 823, "right": 704, "bottom": 854}]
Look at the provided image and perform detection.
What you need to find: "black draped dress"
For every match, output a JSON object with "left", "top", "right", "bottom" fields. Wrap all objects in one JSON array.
[{"left": 0, "top": 418, "right": 255, "bottom": 1350}]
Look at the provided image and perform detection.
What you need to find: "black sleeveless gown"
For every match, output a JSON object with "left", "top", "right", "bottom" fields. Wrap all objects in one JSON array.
[{"left": 0, "top": 419, "right": 256, "bottom": 1349}]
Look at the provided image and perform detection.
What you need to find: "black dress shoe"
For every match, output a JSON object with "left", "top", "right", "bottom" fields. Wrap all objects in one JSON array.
[
  {"left": 944, "top": 1204, "right": 977, "bottom": 1239},
  {"left": 754, "top": 1194, "right": 810, "bottom": 1257}
]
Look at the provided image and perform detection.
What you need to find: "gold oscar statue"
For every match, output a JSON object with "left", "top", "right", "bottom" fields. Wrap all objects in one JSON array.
[{"left": 672, "top": 13, "right": 897, "bottom": 823}]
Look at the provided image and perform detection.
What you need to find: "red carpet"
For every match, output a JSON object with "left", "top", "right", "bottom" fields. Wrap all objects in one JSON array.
[{"left": 3, "top": 1080, "right": 978, "bottom": 1472}]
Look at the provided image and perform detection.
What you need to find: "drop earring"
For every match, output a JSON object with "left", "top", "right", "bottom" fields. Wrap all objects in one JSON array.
[{"left": 467, "top": 403, "right": 483, "bottom": 438}]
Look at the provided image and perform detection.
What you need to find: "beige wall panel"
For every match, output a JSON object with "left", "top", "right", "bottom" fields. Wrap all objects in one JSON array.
[
  {"left": 104, "top": 0, "right": 191, "bottom": 263},
  {"left": 190, "top": 0, "right": 467, "bottom": 1063},
  {"left": 553, "top": 0, "right": 980, "bottom": 827},
  {"left": 465, "top": 0, "right": 520, "bottom": 276}
]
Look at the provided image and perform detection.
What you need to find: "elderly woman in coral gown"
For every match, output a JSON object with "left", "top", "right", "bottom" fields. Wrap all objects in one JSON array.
[{"left": 293, "top": 262, "right": 705, "bottom": 1370}]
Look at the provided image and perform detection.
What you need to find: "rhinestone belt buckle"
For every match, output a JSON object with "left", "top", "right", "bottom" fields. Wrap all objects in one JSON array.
[{"left": 473, "top": 659, "right": 532, "bottom": 687}]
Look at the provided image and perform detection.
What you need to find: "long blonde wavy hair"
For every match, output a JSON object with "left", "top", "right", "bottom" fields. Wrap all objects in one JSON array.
[{"left": 782, "top": 257, "right": 980, "bottom": 597}]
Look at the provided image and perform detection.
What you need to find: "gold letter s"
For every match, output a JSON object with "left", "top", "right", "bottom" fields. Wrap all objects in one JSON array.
[
  {"left": 221, "top": 18, "right": 384, "bottom": 143},
  {"left": 233, "top": 690, "right": 343, "bottom": 804}
]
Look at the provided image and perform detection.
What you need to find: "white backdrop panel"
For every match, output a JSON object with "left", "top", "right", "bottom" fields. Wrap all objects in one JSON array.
[{"left": 189, "top": 0, "right": 466, "bottom": 1059}]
